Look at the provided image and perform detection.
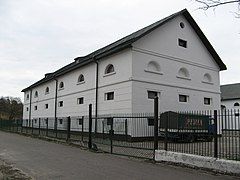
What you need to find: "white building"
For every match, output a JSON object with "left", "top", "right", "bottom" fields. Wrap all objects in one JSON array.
[
  {"left": 221, "top": 83, "right": 240, "bottom": 110},
  {"left": 22, "top": 9, "right": 226, "bottom": 136}
]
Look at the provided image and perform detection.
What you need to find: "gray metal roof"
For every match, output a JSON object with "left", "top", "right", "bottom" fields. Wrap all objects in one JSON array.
[
  {"left": 221, "top": 83, "right": 240, "bottom": 100},
  {"left": 22, "top": 9, "right": 227, "bottom": 92}
]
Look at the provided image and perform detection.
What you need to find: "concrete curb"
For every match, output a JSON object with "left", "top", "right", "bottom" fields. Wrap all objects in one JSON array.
[{"left": 155, "top": 150, "right": 240, "bottom": 175}]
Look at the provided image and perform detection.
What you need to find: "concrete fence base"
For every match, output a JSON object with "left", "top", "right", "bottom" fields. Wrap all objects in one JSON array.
[{"left": 155, "top": 150, "right": 240, "bottom": 175}]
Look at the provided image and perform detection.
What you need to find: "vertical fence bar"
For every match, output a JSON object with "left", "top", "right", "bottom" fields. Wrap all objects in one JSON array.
[
  {"left": 164, "top": 111, "right": 168, "bottom": 151},
  {"left": 81, "top": 116, "right": 84, "bottom": 142},
  {"left": 125, "top": 119, "right": 128, "bottom": 141},
  {"left": 67, "top": 116, "right": 71, "bottom": 141},
  {"left": 110, "top": 117, "right": 114, "bottom": 154},
  {"left": 154, "top": 97, "right": 159, "bottom": 151},
  {"left": 31, "top": 119, "right": 33, "bottom": 135},
  {"left": 214, "top": 110, "right": 218, "bottom": 158},
  {"left": 39, "top": 118, "right": 41, "bottom": 135},
  {"left": 46, "top": 118, "right": 48, "bottom": 137},
  {"left": 102, "top": 121, "right": 104, "bottom": 139},
  {"left": 88, "top": 104, "right": 92, "bottom": 149},
  {"left": 55, "top": 118, "right": 58, "bottom": 138}
]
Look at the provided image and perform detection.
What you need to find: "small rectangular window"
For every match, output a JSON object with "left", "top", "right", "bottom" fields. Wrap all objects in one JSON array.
[
  {"left": 148, "top": 91, "right": 158, "bottom": 99},
  {"left": 204, "top": 97, "right": 211, "bottom": 105},
  {"left": 34, "top": 106, "right": 37, "bottom": 110},
  {"left": 178, "top": 39, "right": 187, "bottom": 48},
  {"left": 34, "top": 119, "right": 37, "bottom": 124},
  {"left": 45, "top": 104, "right": 49, "bottom": 109},
  {"left": 179, "top": 95, "right": 188, "bottom": 102},
  {"left": 105, "top": 92, "right": 114, "bottom": 101},
  {"left": 147, "top": 118, "right": 154, "bottom": 126},
  {"left": 77, "top": 97, "right": 84, "bottom": 104},
  {"left": 26, "top": 107, "right": 29, "bottom": 111},
  {"left": 58, "top": 101, "right": 63, "bottom": 107}
]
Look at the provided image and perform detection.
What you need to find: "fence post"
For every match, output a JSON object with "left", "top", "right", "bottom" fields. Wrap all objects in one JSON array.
[
  {"left": 164, "top": 112, "right": 169, "bottom": 151},
  {"left": 46, "top": 118, "right": 48, "bottom": 137},
  {"left": 154, "top": 96, "right": 159, "bottom": 151},
  {"left": 214, "top": 110, "right": 218, "bottom": 158},
  {"left": 125, "top": 119, "right": 128, "bottom": 141},
  {"left": 88, "top": 104, "right": 93, "bottom": 149},
  {"left": 109, "top": 118, "right": 114, "bottom": 154},
  {"left": 55, "top": 118, "right": 58, "bottom": 138},
  {"left": 102, "top": 121, "right": 104, "bottom": 139},
  {"left": 39, "top": 118, "right": 41, "bottom": 135},
  {"left": 81, "top": 116, "right": 84, "bottom": 142},
  {"left": 66, "top": 116, "right": 71, "bottom": 141},
  {"left": 31, "top": 119, "right": 33, "bottom": 135}
]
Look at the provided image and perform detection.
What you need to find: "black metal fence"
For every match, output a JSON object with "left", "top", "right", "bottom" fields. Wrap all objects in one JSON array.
[{"left": 0, "top": 106, "right": 239, "bottom": 161}]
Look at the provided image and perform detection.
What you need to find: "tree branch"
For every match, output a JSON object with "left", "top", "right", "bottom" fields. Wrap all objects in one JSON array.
[{"left": 195, "top": 0, "right": 240, "bottom": 10}]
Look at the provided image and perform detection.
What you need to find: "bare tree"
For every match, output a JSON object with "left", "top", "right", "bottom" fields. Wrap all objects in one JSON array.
[
  {"left": 0, "top": 96, "right": 23, "bottom": 120},
  {"left": 194, "top": 0, "right": 240, "bottom": 18},
  {"left": 195, "top": 0, "right": 240, "bottom": 10}
]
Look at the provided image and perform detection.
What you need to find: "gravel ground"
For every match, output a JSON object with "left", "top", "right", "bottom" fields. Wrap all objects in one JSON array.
[{"left": 0, "top": 160, "right": 31, "bottom": 180}]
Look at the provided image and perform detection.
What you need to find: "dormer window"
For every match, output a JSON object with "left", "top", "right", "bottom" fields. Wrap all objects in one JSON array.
[
  {"left": 105, "top": 64, "right": 115, "bottom": 74},
  {"left": 59, "top": 82, "right": 64, "bottom": 90},
  {"left": 77, "top": 74, "right": 85, "bottom": 84},
  {"left": 34, "top": 91, "right": 38, "bottom": 98},
  {"left": 45, "top": 87, "right": 49, "bottom": 94}
]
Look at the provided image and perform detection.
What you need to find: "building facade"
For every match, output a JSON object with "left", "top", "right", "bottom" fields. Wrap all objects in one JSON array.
[
  {"left": 22, "top": 9, "right": 226, "bottom": 123},
  {"left": 221, "top": 83, "right": 240, "bottom": 110}
]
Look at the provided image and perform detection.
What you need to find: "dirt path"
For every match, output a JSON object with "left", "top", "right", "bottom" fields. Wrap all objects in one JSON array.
[{"left": 0, "top": 131, "right": 237, "bottom": 180}]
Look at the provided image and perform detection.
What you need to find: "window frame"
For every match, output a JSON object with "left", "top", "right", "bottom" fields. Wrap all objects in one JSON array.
[
  {"left": 104, "top": 64, "right": 115, "bottom": 76},
  {"left": 105, "top": 92, "right": 114, "bottom": 101},
  {"left": 77, "top": 74, "right": 85, "bottom": 84},
  {"left": 147, "top": 91, "right": 159, "bottom": 99},
  {"left": 178, "top": 38, "right": 187, "bottom": 48},
  {"left": 58, "top": 101, "right": 64, "bottom": 107},
  {"left": 59, "top": 82, "right": 64, "bottom": 90},
  {"left": 77, "top": 97, "right": 84, "bottom": 105},
  {"left": 34, "top": 91, "right": 38, "bottom": 98},
  {"left": 45, "top": 87, "right": 50, "bottom": 94},
  {"left": 179, "top": 94, "right": 188, "bottom": 103},
  {"left": 204, "top": 97, "right": 211, "bottom": 105},
  {"left": 234, "top": 102, "right": 240, "bottom": 107}
]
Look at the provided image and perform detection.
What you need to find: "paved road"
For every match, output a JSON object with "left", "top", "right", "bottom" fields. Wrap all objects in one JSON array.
[{"left": 0, "top": 131, "right": 237, "bottom": 180}]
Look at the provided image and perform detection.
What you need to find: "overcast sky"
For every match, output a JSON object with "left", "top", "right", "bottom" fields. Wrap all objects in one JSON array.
[{"left": 0, "top": 0, "right": 239, "bottom": 100}]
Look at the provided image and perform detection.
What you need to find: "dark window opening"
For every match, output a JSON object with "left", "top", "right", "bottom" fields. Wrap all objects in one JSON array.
[
  {"left": 148, "top": 91, "right": 158, "bottom": 99},
  {"left": 105, "top": 64, "right": 115, "bottom": 74},
  {"left": 178, "top": 39, "right": 187, "bottom": 48},
  {"left": 59, "top": 101, "right": 63, "bottom": 107},
  {"left": 204, "top": 98, "right": 211, "bottom": 105},
  {"left": 34, "top": 106, "right": 37, "bottom": 110},
  {"left": 45, "top": 104, "right": 49, "bottom": 109},
  {"left": 179, "top": 95, "right": 188, "bottom": 102},
  {"left": 77, "top": 97, "right": 84, "bottom": 104},
  {"left": 105, "top": 92, "right": 114, "bottom": 101},
  {"left": 78, "top": 74, "right": 84, "bottom": 83},
  {"left": 234, "top": 102, "right": 240, "bottom": 107}
]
